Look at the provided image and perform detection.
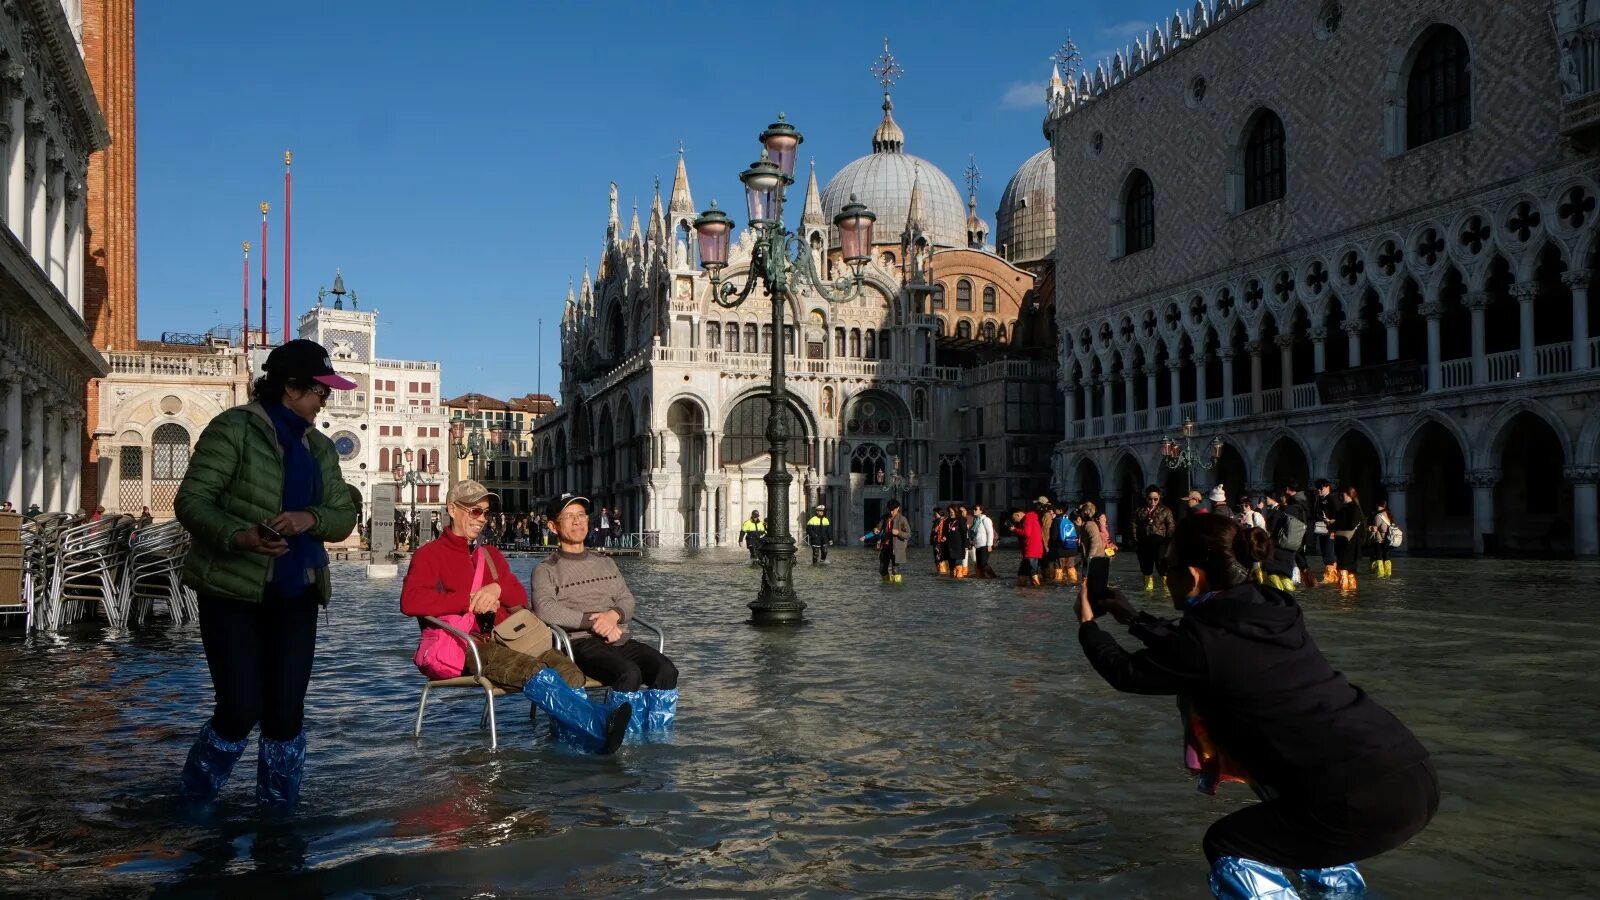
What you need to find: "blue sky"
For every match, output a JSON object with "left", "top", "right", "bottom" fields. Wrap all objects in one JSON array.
[{"left": 137, "top": 1, "right": 1176, "bottom": 399}]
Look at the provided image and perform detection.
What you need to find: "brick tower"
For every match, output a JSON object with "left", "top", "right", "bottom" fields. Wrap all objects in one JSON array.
[{"left": 79, "top": 0, "right": 136, "bottom": 509}]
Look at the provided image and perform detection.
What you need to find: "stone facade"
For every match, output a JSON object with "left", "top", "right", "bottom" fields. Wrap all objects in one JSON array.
[
  {"left": 0, "top": 0, "right": 110, "bottom": 515},
  {"left": 1044, "top": 0, "right": 1600, "bottom": 557},
  {"left": 442, "top": 392, "right": 554, "bottom": 515}
]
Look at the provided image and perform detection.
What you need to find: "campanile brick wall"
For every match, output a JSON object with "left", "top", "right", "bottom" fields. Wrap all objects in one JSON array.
[{"left": 79, "top": 0, "right": 136, "bottom": 510}]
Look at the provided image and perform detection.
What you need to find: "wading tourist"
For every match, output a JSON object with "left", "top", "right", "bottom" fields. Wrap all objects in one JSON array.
[
  {"left": 1370, "top": 500, "right": 1398, "bottom": 579},
  {"left": 971, "top": 503, "right": 998, "bottom": 578},
  {"left": 805, "top": 503, "right": 831, "bottom": 564},
  {"left": 1010, "top": 503, "right": 1045, "bottom": 586},
  {"left": 941, "top": 503, "right": 971, "bottom": 577},
  {"left": 402, "top": 480, "right": 631, "bottom": 755},
  {"left": 872, "top": 497, "right": 910, "bottom": 583},
  {"left": 930, "top": 506, "right": 948, "bottom": 574},
  {"left": 1331, "top": 485, "right": 1365, "bottom": 592},
  {"left": 740, "top": 510, "right": 764, "bottom": 563},
  {"left": 1310, "top": 479, "right": 1340, "bottom": 586},
  {"left": 1134, "top": 485, "right": 1175, "bottom": 593},
  {"left": 1076, "top": 514, "right": 1437, "bottom": 899},
  {"left": 1079, "top": 501, "right": 1113, "bottom": 605},
  {"left": 1047, "top": 498, "right": 1080, "bottom": 584},
  {"left": 173, "top": 339, "right": 359, "bottom": 811},
  {"left": 534, "top": 494, "right": 678, "bottom": 734}
]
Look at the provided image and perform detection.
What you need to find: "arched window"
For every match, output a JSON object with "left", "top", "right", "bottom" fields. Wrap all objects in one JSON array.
[
  {"left": 1243, "top": 109, "right": 1286, "bottom": 209},
  {"left": 956, "top": 319, "right": 973, "bottom": 339},
  {"left": 912, "top": 389, "right": 927, "bottom": 420},
  {"left": 982, "top": 285, "right": 996, "bottom": 312},
  {"left": 931, "top": 284, "right": 946, "bottom": 310},
  {"left": 744, "top": 323, "right": 758, "bottom": 352},
  {"left": 721, "top": 395, "right": 810, "bottom": 466},
  {"left": 760, "top": 324, "right": 773, "bottom": 354},
  {"left": 865, "top": 329, "right": 876, "bottom": 359},
  {"left": 151, "top": 423, "right": 191, "bottom": 511},
  {"left": 379, "top": 447, "right": 389, "bottom": 471},
  {"left": 726, "top": 323, "right": 740, "bottom": 352},
  {"left": 1407, "top": 26, "right": 1471, "bottom": 149},
  {"left": 835, "top": 327, "right": 846, "bottom": 357},
  {"left": 981, "top": 320, "right": 997, "bottom": 341},
  {"left": 849, "top": 443, "right": 887, "bottom": 479},
  {"left": 935, "top": 316, "right": 947, "bottom": 336},
  {"left": 879, "top": 331, "right": 892, "bottom": 360},
  {"left": 783, "top": 324, "right": 796, "bottom": 355},
  {"left": 705, "top": 322, "right": 721, "bottom": 349},
  {"left": 850, "top": 329, "right": 862, "bottom": 357},
  {"left": 956, "top": 279, "right": 973, "bottom": 311},
  {"left": 1123, "top": 169, "right": 1155, "bottom": 254}
]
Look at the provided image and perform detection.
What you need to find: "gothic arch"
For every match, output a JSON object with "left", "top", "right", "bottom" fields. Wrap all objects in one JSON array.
[
  {"left": 1474, "top": 398, "right": 1573, "bottom": 470},
  {"left": 1315, "top": 418, "right": 1385, "bottom": 478},
  {"left": 1253, "top": 426, "right": 1314, "bottom": 487},
  {"left": 1577, "top": 406, "right": 1600, "bottom": 465},
  {"left": 661, "top": 391, "right": 713, "bottom": 429},
  {"left": 1381, "top": 17, "right": 1477, "bottom": 155},
  {"left": 1393, "top": 408, "right": 1472, "bottom": 474}
]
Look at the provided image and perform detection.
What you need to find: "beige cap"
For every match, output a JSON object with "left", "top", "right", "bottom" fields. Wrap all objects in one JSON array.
[{"left": 447, "top": 479, "right": 498, "bottom": 507}]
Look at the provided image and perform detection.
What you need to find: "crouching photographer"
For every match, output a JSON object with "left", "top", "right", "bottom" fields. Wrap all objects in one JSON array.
[{"left": 1074, "top": 514, "right": 1438, "bottom": 899}]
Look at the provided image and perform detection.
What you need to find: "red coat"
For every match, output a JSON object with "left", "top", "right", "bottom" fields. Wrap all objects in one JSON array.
[
  {"left": 1017, "top": 512, "right": 1045, "bottom": 559},
  {"left": 400, "top": 528, "right": 527, "bottom": 627}
]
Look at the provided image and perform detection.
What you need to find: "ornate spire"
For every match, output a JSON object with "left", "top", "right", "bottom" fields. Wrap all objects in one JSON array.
[
  {"left": 579, "top": 262, "right": 593, "bottom": 313},
  {"left": 629, "top": 198, "right": 641, "bottom": 242},
  {"left": 563, "top": 278, "right": 576, "bottom": 325},
  {"left": 668, "top": 142, "right": 695, "bottom": 218},
  {"left": 902, "top": 162, "right": 924, "bottom": 240},
  {"left": 607, "top": 182, "right": 620, "bottom": 242},
  {"left": 648, "top": 175, "right": 665, "bottom": 243},
  {"left": 870, "top": 38, "right": 906, "bottom": 153},
  {"left": 801, "top": 159, "right": 825, "bottom": 230},
  {"left": 965, "top": 156, "right": 989, "bottom": 250}
]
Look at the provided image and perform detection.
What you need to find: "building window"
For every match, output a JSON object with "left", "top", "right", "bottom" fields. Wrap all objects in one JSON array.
[
  {"left": 931, "top": 284, "right": 946, "bottom": 310},
  {"left": 865, "top": 329, "right": 876, "bottom": 359},
  {"left": 956, "top": 319, "right": 973, "bottom": 339},
  {"left": 727, "top": 324, "right": 740, "bottom": 352},
  {"left": 956, "top": 279, "right": 973, "bottom": 311},
  {"left": 879, "top": 331, "right": 891, "bottom": 360},
  {"left": 850, "top": 329, "right": 861, "bottom": 357},
  {"left": 745, "top": 324, "right": 758, "bottom": 353},
  {"left": 981, "top": 320, "right": 997, "bottom": 341},
  {"left": 835, "top": 327, "right": 846, "bottom": 357},
  {"left": 421, "top": 382, "right": 431, "bottom": 394},
  {"left": 982, "top": 285, "right": 996, "bottom": 312},
  {"left": 706, "top": 322, "right": 721, "bottom": 348},
  {"left": 721, "top": 395, "right": 809, "bottom": 466},
  {"left": 761, "top": 324, "right": 773, "bottom": 354},
  {"left": 1407, "top": 26, "right": 1470, "bottom": 149},
  {"left": 1123, "top": 169, "right": 1155, "bottom": 254},
  {"left": 151, "top": 423, "right": 190, "bottom": 481},
  {"left": 1243, "top": 109, "right": 1286, "bottom": 209}
]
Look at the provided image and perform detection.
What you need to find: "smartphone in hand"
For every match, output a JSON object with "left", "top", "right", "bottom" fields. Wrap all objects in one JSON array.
[{"left": 256, "top": 521, "right": 285, "bottom": 542}]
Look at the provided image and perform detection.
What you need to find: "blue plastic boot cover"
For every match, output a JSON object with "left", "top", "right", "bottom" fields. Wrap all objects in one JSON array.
[
  {"left": 642, "top": 688, "right": 678, "bottom": 731},
  {"left": 524, "top": 666, "right": 618, "bottom": 753},
  {"left": 1209, "top": 856, "right": 1301, "bottom": 899},
  {"left": 1297, "top": 864, "right": 1366, "bottom": 895},
  {"left": 178, "top": 720, "right": 249, "bottom": 801},
  {"left": 255, "top": 731, "right": 307, "bottom": 809},
  {"left": 608, "top": 689, "right": 647, "bottom": 736}
]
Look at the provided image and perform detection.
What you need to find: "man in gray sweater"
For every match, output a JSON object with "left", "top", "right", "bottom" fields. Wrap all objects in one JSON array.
[{"left": 533, "top": 494, "right": 678, "bottom": 732}]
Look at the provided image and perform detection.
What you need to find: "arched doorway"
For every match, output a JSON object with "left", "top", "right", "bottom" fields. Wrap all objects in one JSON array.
[
  {"left": 1213, "top": 442, "right": 1248, "bottom": 505},
  {"left": 1264, "top": 434, "right": 1311, "bottom": 492},
  {"left": 1493, "top": 412, "right": 1571, "bottom": 556},
  {"left": 722, "top": 393, "right": 814, "bottom": 538},
  {"left": 1075, "top": 457, "right": 1102, "bottom": 504},
  {"left": 150, "top": 423, "right": 191, "bottom": 513},
  {"left": 1326, "top": 428, "right": 1383, "bottom": 510},
  {"left": 1403, "top": 420, "right": 1471, "bottom": 554},
  {"left": 665, "top": 399, "right": 706, "bottom": 537},
  {"left": 1111, "top": 453, "right": 1144, "bottom": 544}
]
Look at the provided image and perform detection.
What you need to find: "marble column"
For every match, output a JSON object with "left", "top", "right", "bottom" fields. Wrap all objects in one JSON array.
[
  {"left": 66, "top": 183, "right": 84, "bottom": 314},
  {"left": 1167, "top": 360, "right": 1183, "bottom": 427},
  {"left": 1569, "top": 466, "right": 1600, "bottom": 559},
  {"left": 1143, "top": 366, "right": 1158, "bottom": 429},
  {"left": 24, "top": 381, "right": 44, "bottom": 511},
  {"left": 1063, "top": 380, "right": 1077, "bottom": 440},
  {"left": 1247, "top": 341, "right": 1263, "bottom": 415},
  {"left": 1383, "top": 477, "right": 1410, "bottom": 553},
  {"left": 1275, "top": 334, "right": 1295, "bottom": 396},
  {"left": 25, "top": 113, "right": 45, "bottom": 268},
  {"left": 1218, "top": 350, "right": 1235, "bottom": 418},
  {"left": 1421, "top": 302, "right": 1443, "bottom": 392},
  {"left": 1309, "top": 327, "right": 1327, "bottom": 374},
  {"left": 1564, "top": 272, "right": 1590, "bottom": 372},
  {"left": 46, "top": 154, "right": 64, "bottom": 290},
  {"left": 1380, "top": 310, "right": 1402, "bottom": 362},
  {"left": 61, "top": 411, "right": 80, "bottom": 513},
  {"left": 4, "top": 66, "right": 23, "bottom": 234},
  {"left": 1512, "top": 281, "right": 1539, "bottom": 378},
  {"left": 1467, "top": 469, "right": 1498, "bottom": 556},
  {"left": 1342, "top": 321, "right": 1364, "bottom": 368},
  {"left": 1122, "top": 370, "right": 1136, "bottom": 434},
  {"left": 1193, "top": 350, "right": 1209, "bottom": 422},
  {"left": 1101, "top": 490, "right": 1121, "bottom": 542},
  {"left": 0, "top": 365, "right": 20, "bottom": 503},
  {"left": 1465, "top": 291, "right": 1489, "bottom": 384}
]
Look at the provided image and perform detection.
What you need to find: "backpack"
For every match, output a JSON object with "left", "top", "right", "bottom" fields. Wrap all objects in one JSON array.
[
  {"left": 1386, "top": 524, "right": 1404, "bottom": 548},
  {"left": 1054, "top": 515, "right": 1079, "bottom": 550},
  {"left": 1279, "top": 513, "right": 1307, "bottom": 551}
]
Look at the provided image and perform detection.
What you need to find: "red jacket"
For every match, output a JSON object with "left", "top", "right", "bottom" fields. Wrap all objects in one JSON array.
[
  {"left": 400, "top": 529, "right": 527, "bottom": 627},
  {"left": 1017, "top": 512, "right": 1045, "bottom": 559}
]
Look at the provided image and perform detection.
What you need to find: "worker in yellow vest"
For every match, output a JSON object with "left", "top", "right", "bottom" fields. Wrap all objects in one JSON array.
[
  {"left": 805, "top": 504, "right": 832, "bottom": 564},
  {"left": 739, "top": 511, "right": 764, "bottom": 563}
]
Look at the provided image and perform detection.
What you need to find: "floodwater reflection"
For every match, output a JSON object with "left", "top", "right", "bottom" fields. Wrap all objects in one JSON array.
[{"left": 0, "top": 552, "right": 1597, "bottom": 896}]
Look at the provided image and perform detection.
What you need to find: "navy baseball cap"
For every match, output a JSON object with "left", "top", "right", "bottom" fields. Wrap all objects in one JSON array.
[{"left": 264, "top": 339, "right": 358, "bottom": 390}]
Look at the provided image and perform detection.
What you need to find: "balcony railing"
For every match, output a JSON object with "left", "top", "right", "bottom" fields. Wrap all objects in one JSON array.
[
  {"left": 1179, "top": 401, "right": 1197, "bottom": 423},
  {"left": 1592, "top": 335, "right": 1600, "bottom": 369},
  {"left": 1536, "top": 342, "right": 1572, "bottom": 377},
  {"left": 104, "top": 351, "right": 247, "bottom": 379},
  {"left": 652, "top": 346, "right": 961, "bottom": 382},
  {"left": 1259, "top": 388, "right": 1283, "bottom": 413},
  {"left": 1440, "top": 358, "right": 1472, "bottom": 390},
  {"left": 374, "top": 358, "right": 441, "bottom": 371},
  {"left": 1485, "top": 349, "right": 1521, "bottom": 384},
  {"left": 1291, "top": 383, "right": 1320, "bottom": 409},
  {"left": 1202, "top": 398, "right": 1224, "bottom": 421}
]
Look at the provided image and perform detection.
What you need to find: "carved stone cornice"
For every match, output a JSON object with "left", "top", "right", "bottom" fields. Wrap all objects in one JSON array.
[
  {"left": 1339, "top": 321, "right": 1365, "bottom": 336},
  {"left": 1378, "top": 310, "right": 1404, "bottom": 328},
  {"left": 1565, "top": 465, "right": 1600, "bottom": 485},
  {"left": 1509, "top": 281, "right": 1542, "bottom": 302},
  {"left": 1308, "top": 327, "right": 1328, "bottom": 342},
  {"left": 1465, "top": 469, "right": 1499, "bottom": 489},
  {"left": 1418, "top": 301, "right": 1444, "bottom": 319},
  {"left": 1274, "top": 334, "right": 1297, "bottom": 350},
  {"left": 1464, "top": 291, "right": 1492, "bottom": 311},
  {"left": 1562, "top": 271, "right": 1592, "bottom": 290}
]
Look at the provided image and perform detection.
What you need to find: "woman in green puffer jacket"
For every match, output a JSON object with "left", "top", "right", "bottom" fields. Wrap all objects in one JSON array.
[{"left": 174, "top": 339, "right": 357, "bottom": 811}]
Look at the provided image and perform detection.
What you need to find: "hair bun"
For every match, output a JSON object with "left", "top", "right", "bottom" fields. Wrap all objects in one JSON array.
[{"left": 1238, "top": 525, "right": 1275, "bottom": 564}]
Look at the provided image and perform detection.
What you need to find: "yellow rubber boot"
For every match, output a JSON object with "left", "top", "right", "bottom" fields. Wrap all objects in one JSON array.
[
  {"left": 1383, "top": 560, "right": 1393, "bottom": 578},
  {"left": 1369, "top": 560, "right": 1380, "bottom": 575},
  {"left": 1320, "top": 565, "right": 1340, "bottom": 586},
  {"left": 936, "top": 560, "right": 949, "bottom": 575},
  {"left": 1143, "top": 575, "right": 1154, "bottom": 592},
  {"left": 1067, "top": 566, "right": 1080, "bottom": 584}
]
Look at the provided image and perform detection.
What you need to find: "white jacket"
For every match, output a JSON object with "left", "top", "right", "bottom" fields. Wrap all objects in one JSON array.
[{"left": 971, "top": 514, "right": 996, "bottom": 549}]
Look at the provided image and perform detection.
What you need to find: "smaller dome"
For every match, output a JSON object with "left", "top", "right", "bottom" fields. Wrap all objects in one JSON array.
[{"left": 995, "top": 147, "right": 1056, "bottom": 266}]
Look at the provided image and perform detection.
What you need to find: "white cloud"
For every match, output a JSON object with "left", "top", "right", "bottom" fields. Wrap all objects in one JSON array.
[{"left": 1000, "top": 81, "right": 1043, "bottom": 110}]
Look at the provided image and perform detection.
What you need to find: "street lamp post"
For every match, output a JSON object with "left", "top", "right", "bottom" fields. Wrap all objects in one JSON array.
[
  {"left": 693, "top": 114, "right": 878, "bottom": 626},
  {"left": 1158, "top": 418, "right": 1225, "bottom": 495},
  {"left": 391, "top": 448, "right": 438, "bottom": 552},
  {"left": 450, "top": 396, "right": 501, "bottom": 486}
]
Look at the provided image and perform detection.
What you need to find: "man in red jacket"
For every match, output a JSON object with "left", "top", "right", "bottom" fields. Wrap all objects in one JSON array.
[{"left": 1010, "top": 504, "right": 1045, "bottom": 587}]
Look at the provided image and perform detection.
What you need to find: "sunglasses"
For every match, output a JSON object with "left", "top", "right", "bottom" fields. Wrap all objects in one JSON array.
[{"left": 455, "top": 504, "right": 490, "bottom": 518}]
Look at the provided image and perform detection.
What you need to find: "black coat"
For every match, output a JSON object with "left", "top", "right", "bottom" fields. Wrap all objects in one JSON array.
[{"left": 1079, "top": 583, "right": 1428, "bottom": 796}]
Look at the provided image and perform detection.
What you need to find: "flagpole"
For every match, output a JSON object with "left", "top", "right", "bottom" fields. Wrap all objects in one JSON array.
[
  {"left": 259, "top": 202, "right": 270, "bottom": 347},
  {"left": 284, "top": 151, "right": 292, "bottom": 341},
  {"left": 243, "top": 241, "right": 251, "bottom": 347}
]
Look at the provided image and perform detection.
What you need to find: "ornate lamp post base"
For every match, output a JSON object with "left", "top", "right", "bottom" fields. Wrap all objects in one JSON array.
[{"left": 749, "top": 541, "right": 807, "bottom": 625}]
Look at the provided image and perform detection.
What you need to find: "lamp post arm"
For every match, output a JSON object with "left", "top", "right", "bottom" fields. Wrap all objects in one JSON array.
[{"left": 783, "top": 231, "right": 864, "bottom": 304}]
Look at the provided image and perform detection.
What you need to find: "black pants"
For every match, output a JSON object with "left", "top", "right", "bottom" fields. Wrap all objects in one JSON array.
[
  {"left": 879, "top": 549, "right": 899, "bottom": 577},
  {"left": 198, "top": 592, "right": 319, "bottom": 743},
  {"left": 810, "top": 543, "right": 828, "bottom": 563},
  {"left": 1136, "top": 535, "right": 1167, "bottom": 577},
  {"left": 1203, "top": 761, "right": 1438, "bottom": 868},
  {"left": 1335, "top": 535, "right": 1360, "bottom": 572},
  {"left": 975, "top": 546, "right": 993, "bottom": 576},
  {"left": 1374, "top": 541, "right": 1391, "bottom": 562},
  {"left": 745, "top": 537, "right": 761, "bottom": 559},
  {"left": 1317, "top": 533, "right": 1335, "bottom": 567},
  {"left": 569, "top": 637, "right": 678, "bottom": 692}
]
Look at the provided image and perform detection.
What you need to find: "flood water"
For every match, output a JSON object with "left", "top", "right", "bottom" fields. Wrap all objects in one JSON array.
[{"left": 0, "top": 550, "right": 1597, "bottom": 898}]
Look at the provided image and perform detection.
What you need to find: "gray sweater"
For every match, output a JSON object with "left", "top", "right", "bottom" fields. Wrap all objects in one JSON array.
[{"left": 531, "top": 549, "right": 636, "bottom": 642}]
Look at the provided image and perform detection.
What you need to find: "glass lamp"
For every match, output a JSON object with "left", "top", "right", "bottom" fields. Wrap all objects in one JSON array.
[
  {"left": 449, "top": 421, "right": 464, "bottom": 445},
  {"left": 740, "top": 151, "right": 785, "bottom": 223},
  {"left": 391, "top": 463, "right": 404, "bottom": 482},
  {"left": 1210, "top": 437, "right": 1225, "bottom": 460},
  {"left": 834, "top": 194, "right": 877, "bottom": 266},
  {"left": 758, "top": 114, "right": 803, "bottom": 180},
  {"left": 1181, "top": 419, "right": 1196, "bottom": 439},
  {"left": 693, "top": 202, "right": 734, "bottom": 271}
]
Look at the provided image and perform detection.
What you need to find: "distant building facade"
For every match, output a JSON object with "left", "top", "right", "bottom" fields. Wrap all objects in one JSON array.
[
  {"left": 442, "top": 391, "right": 555, "bottom": 515},
  {"left": 1045, "top": 0, "right": 1600, "bottom": 556}
]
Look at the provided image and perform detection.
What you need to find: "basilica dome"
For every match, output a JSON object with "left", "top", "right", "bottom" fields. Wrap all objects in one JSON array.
[
  {"left": 820, "top": 93, "right": 967, "bottom": 249},
  {"left": 995, "top": 146, "right": 1056, "bottom": 266}
]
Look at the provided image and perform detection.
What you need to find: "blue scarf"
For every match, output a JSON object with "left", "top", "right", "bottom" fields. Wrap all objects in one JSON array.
[{"left": 264, "top": 401, "right": 328, "bottom": 595}]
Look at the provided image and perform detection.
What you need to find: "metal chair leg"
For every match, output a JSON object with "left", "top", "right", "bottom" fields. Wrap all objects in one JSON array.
[
  {"left": 415, "top": 683, "right": 432, "bottom": 737},
  {"left": 483, "top": 684, "right": 498, "bottom": 750}
]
